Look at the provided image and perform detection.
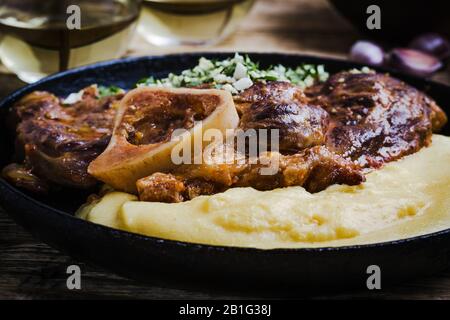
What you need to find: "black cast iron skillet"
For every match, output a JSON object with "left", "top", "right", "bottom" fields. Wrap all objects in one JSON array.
[{"left": 0, "top": 53, "right": 449, "bottom": 291}]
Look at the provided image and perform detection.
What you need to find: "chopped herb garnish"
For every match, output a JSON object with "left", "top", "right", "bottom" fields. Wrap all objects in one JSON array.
[
  {"left": 137, "top": 53, "right": 329, "bottom": 94},
  {"left": 98, "top": 85, "right": 124, "bottom": 98}
]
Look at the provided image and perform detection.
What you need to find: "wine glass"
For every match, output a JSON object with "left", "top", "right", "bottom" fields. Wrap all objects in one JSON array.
[
  {"left": 0, "top": 0, "right": 141, "bottom": 83},
  {"left": 137, "top": 0, "right": 255, "bottom": 46}
]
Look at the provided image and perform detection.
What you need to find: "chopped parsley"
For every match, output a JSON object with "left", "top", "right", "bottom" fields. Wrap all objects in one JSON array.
[
  {"left": 137, "top": 53, "right": 329, "bottom": 94},
  {"left": 97, "top": 85, "right": 124, "bottom": 98}
]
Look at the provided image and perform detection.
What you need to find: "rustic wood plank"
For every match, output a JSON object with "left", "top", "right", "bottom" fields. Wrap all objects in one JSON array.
[{"left": 0, "top": 0, "right": 449, "bottom": 299}]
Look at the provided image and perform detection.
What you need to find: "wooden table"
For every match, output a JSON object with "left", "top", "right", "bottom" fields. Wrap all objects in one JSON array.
[{"left": 1, "top": 0, "right": 450, "bottom": 299}]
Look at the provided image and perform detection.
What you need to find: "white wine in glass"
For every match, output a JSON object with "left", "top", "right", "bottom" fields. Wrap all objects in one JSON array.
[
  {"left": 138, "top": 0, "right": 255, "bottom": 46},
  {"left": 0, "top": 0, "right": 140, "bottom": 83}
]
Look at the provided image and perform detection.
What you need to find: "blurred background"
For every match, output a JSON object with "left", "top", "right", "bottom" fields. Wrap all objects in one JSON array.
[{"left": 0, "top": 0, "right": 449, "bottom": 88}]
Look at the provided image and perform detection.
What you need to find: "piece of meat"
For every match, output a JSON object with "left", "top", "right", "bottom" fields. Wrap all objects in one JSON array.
[
  {"left": 3, "top": 85, "right": 123, "bottom": 191},
  {"left": 234, "top": 81, "right": 303, "bottom": 114},
  {"left": 121, "top": 89, "right": 219, "bottom": 145},
  {"left": 238, "top": 83, "right": 329, "bottom": 152},
  {"left": 137, "top": 145, "right": 364, "bottom": 202},
  {"left": 137, "top": 172, "right": 186, "bottom": 203},
  {"left": 306, "top": 71, "right": 448, "bottom": 168},
  {"left": 237, "top": 146, "right": 364, "bottom": 192},
  {"left": 1, "top": 163, "right": 48, "bottom": 194}
]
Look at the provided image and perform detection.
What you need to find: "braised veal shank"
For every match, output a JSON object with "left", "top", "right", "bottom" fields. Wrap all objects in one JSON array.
[
  {"left": 2, "top": 72, "right": 447, "bottom": 202},
  {"left": 2, "top": 86, "right": 123, "bottom": 193}
]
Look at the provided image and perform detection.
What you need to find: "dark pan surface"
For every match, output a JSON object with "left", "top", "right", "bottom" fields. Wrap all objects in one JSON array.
[{"left": 1, "top": 53, "right": 449, "bottom": 290}]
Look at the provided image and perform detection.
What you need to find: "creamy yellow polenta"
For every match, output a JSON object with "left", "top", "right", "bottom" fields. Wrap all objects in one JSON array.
[{"left": 78, "top": 134, "right": 450, "bottom": 249}]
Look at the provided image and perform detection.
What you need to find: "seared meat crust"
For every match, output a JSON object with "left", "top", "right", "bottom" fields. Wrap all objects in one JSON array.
[
  {"left": 307, "top": 71, "right": 447, "bottom": 168},
  {"left": 3, "top": 86, "right": 123, "bottom": 192},
  {"left": 234, "top": 81, "right": 302, "bottom": 113},
  {"left": 238, "top": 82, "right": 329, "bottom": 152}
]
